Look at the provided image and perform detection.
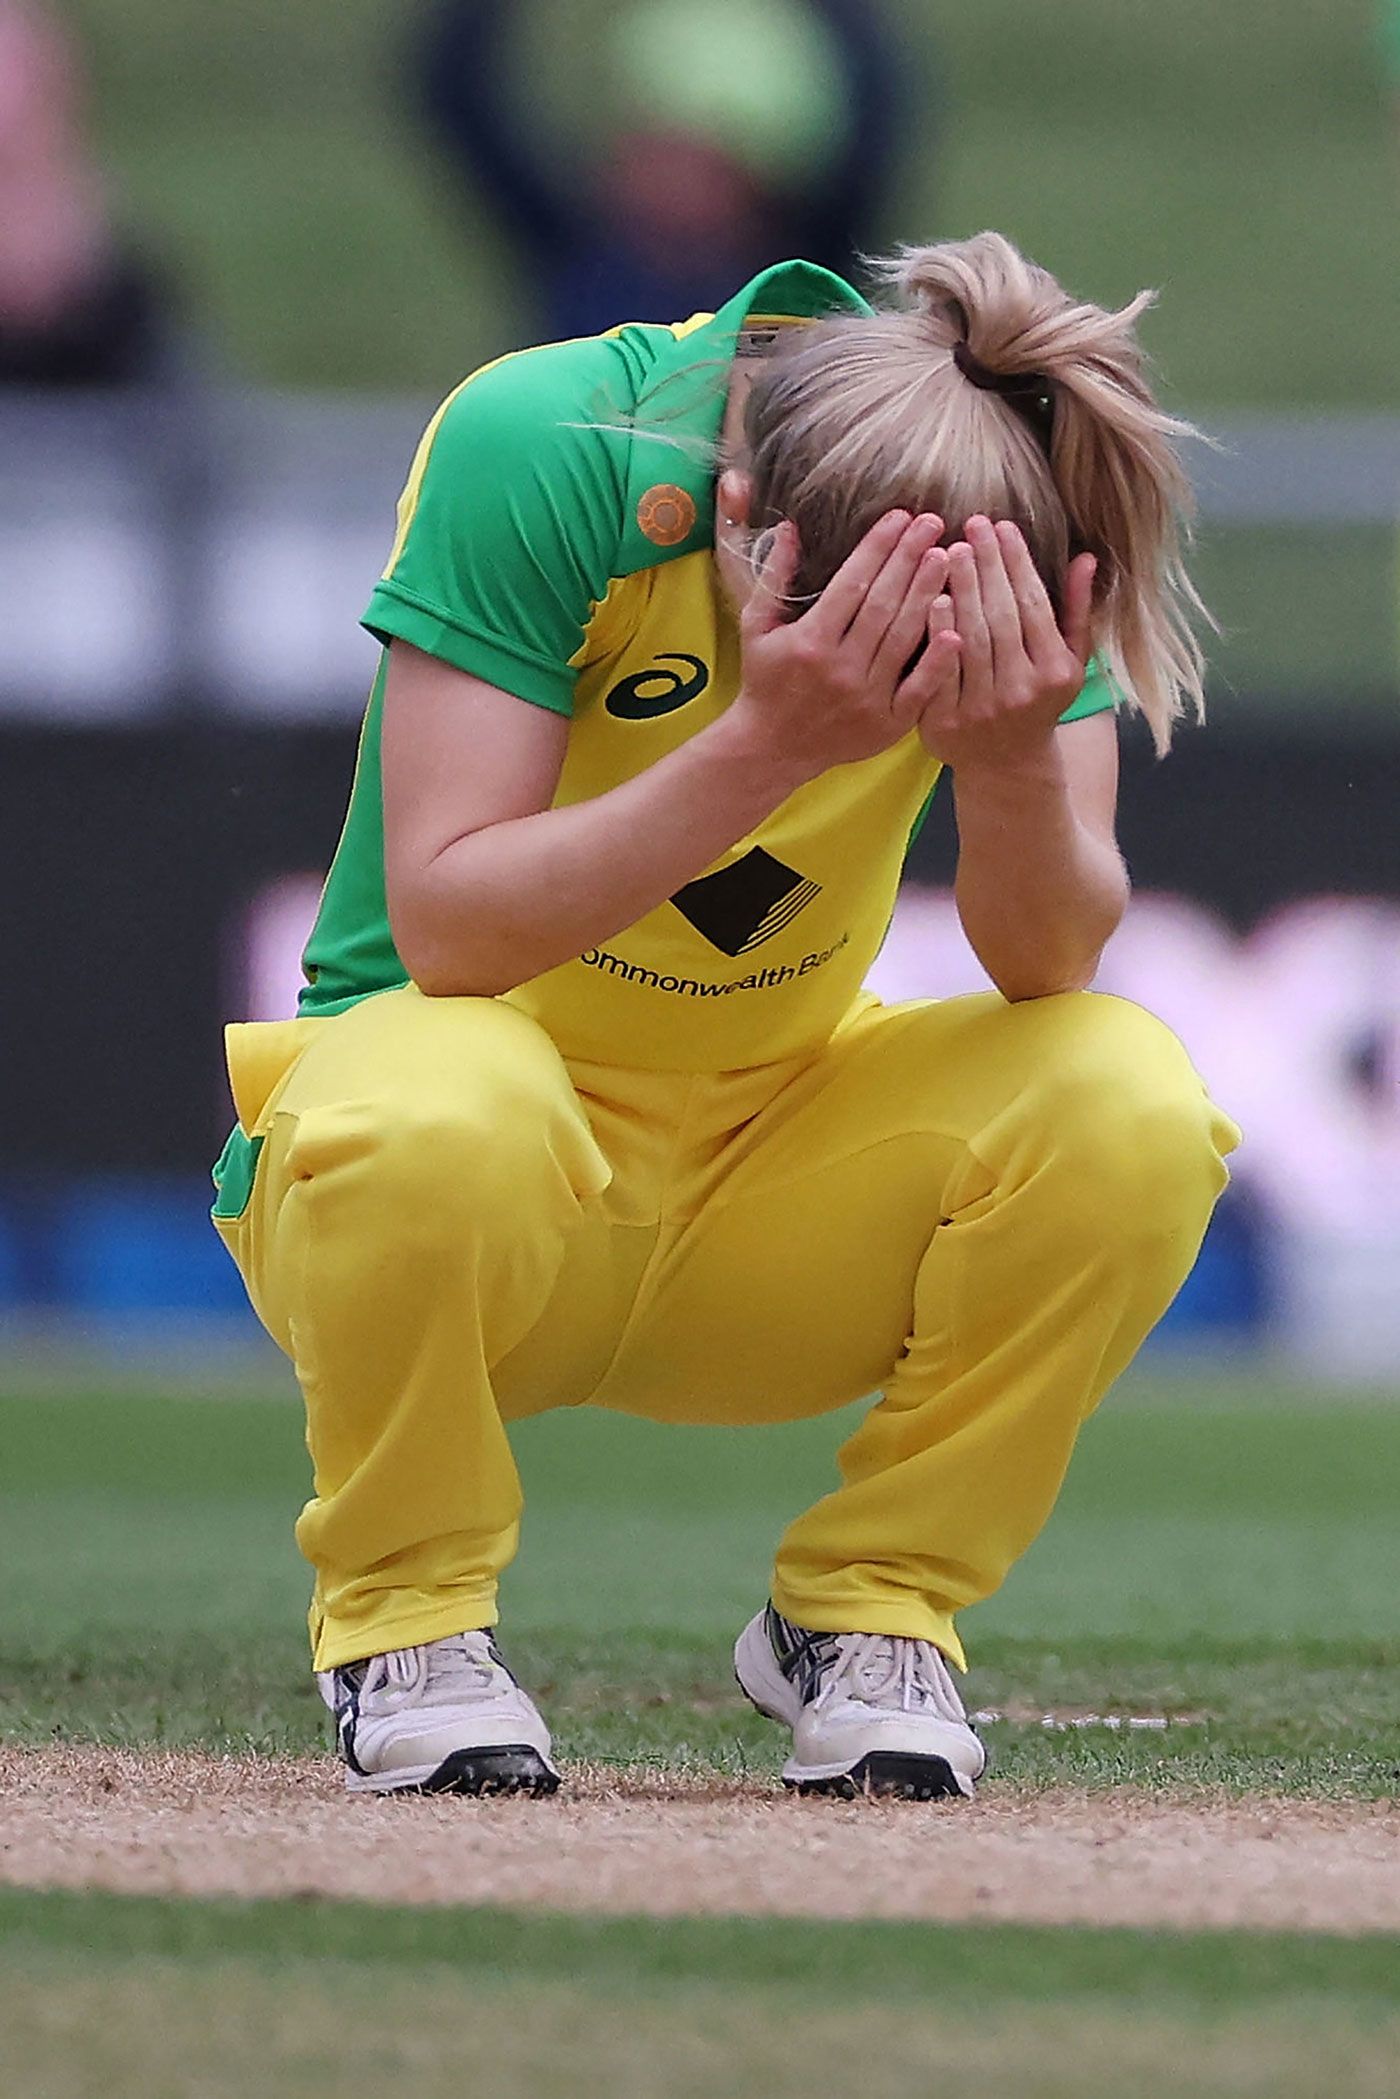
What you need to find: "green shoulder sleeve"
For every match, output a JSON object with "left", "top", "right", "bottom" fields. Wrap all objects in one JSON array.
[
  {"left": 362, "top": 336, "right": 629, "bottom": 715},
  {"left": 1056, "top": 656, "right": 1119, "bottom": 724}
]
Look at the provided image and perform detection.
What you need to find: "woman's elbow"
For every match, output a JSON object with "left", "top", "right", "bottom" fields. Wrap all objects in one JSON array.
[{"left": 389, "top": 900, "right": 522, "bottom": 1001}]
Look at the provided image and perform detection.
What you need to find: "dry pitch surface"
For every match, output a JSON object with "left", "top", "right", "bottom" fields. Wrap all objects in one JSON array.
[{"left": 3, "top": 1747, "right": 1397, "bottom": 1936}]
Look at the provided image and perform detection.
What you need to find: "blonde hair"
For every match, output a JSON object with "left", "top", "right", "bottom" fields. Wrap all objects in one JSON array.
[{"left": 739, "top": 233, "right": 1208, "bottom": 752}]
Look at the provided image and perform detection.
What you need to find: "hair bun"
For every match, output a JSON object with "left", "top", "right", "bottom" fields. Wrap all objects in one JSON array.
[{"left": 880, "top": 232, "right": 1055, "bottom": 374}]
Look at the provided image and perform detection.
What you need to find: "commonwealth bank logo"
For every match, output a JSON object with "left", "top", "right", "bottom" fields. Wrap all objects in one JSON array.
[{"left": 670, "top": 848, "right": 821, "bottom": 957}]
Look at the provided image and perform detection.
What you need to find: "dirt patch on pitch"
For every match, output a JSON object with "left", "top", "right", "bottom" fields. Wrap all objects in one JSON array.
[{"left": 2, "top": 1745, "right": 1398, "bottom": 1936}]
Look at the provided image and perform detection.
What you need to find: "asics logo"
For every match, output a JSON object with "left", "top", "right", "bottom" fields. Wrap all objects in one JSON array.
[{"left": 605, "top": 653, "right": 710, "bottom": 720}]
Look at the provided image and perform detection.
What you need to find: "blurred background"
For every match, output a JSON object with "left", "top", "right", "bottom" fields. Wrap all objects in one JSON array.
[{"left": 1, "top": 0, "right": 1396, "bottom": 1377}]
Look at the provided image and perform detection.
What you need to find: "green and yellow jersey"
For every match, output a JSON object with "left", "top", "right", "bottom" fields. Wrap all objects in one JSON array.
[{"left": 300, "top": 259, "right": 1115, "bottom": 1072}]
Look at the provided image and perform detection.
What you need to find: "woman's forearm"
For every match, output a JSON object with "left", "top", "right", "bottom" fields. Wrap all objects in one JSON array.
[
  {"left": 400, "top": 709, "right": 813, "bottom": 997},
  {"left": 951, "top": 747, "right": 1129, "bottom": 1002}
]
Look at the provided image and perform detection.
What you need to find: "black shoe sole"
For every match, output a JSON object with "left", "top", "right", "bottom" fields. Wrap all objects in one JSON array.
[
  {"left": 417, "top": 1745, "right": 561, "bottom": 1797},
  {"left": 786, "top": 1751, "right": 968, "bottom": 1802}
]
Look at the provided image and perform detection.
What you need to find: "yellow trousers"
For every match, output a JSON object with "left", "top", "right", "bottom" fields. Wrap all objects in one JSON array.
[{"left": 216, "top": 985, "right": 1237, "bottom": 1673}]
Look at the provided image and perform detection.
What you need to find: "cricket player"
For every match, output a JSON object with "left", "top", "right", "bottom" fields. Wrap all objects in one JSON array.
[{"left": 213, "top": 233, "right": 1239, "bottom": 1800}]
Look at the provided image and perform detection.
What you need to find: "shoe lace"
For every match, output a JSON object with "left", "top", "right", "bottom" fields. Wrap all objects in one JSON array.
[
  {"left": 811, "top": 1633, "right": 967, "bottom": 1723},
  {"left": 359, "top": 1632, "right": 506, "bottom": 1713}
]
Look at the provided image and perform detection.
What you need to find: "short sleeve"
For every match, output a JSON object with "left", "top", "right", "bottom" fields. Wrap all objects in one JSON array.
[
  {"left": 362, "top": 338, "right": 627, "bottom": 715},
  {"left": 1056, "top": 656, "right": 1119, "bottom": 725}
]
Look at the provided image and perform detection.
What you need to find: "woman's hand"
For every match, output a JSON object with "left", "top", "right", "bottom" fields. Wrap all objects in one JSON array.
[
  {"left": 725, "top": 509, "right": 956, "bottom": 781},
  {"left": 915, "top": 516, "right": 1098, "bottom": 772}
]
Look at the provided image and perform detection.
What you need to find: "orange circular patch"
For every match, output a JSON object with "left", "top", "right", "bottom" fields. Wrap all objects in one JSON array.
[{"left": 637, "top": 483, "right": 698, "bottom": 547}]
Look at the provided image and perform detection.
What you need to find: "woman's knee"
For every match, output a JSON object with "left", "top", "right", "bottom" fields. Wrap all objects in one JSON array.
[{"left": 1021, "top": 995, "right": 1236, "bottom": 1222}]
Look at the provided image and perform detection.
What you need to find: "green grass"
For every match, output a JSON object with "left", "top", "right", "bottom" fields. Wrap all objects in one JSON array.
[
  {"left": 4, "top": 1891, "right": 1400, "bottom": 2099},
  {"left": 1, "top": 1371, "right": 1396, "bottom": 1793},
  {"left": 3, "top": 1373, "right": 1397, "bottom": 2095},
  {"left": 9, "top": 1885, "right": 1400, "bottom": 2004},
  {"left": 1193, "top": 526, "right": 1400, "bottom": 718},
  {"left": 63, "top": 0, "right": 1397, "bottom": 402}
]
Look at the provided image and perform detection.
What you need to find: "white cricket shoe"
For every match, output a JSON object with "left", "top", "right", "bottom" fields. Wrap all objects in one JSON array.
[
  {"left": 317, "top": 1630, "right": 560, "bottom": 1796},
  {"left": 734, "top": 1604, "right": 985, "bottom": 1800}
]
